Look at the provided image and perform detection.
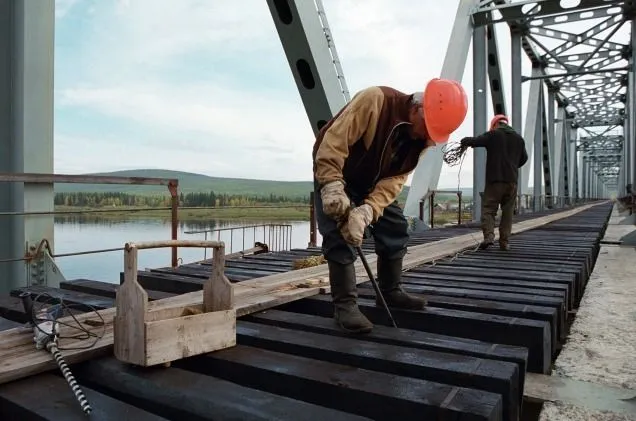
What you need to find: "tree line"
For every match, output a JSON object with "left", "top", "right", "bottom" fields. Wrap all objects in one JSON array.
[{"left": 54, "top": 191, "right": 310, "bottom": 208}]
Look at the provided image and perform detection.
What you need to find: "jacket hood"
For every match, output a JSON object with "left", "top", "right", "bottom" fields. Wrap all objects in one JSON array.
[{"left": 497, "top": 123, "right": 517, "bottom": 134}]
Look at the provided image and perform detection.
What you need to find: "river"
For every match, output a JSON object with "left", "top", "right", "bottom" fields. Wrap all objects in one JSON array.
[{"left": 53, "top": 217, "right": 318, "bottom": 283}]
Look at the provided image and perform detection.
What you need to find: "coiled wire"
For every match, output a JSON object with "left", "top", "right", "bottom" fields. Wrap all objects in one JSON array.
[
  {"left": 442, "top": 141, "right": 468, "bottom": 167},
  {"left": 26, "top": 292, "right": 103, "bottom": 415}
]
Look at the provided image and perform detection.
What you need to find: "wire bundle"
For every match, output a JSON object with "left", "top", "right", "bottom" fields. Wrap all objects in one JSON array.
[
  {"left": 30, "top": 292, "right": 105, "bottom": 351},
  {"left": 442, "top": 140, "right": 468, "bottom": 167},
  {"left": 27, "top": 292, "right": 104, "bottom": 415}
]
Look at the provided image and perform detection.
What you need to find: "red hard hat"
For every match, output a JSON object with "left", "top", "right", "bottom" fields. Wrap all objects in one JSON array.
[
  {"left": 490, "top": 114, "right": 509, "bottom": 130},
  {"left": 422, "top": 78, "right": 468, "bottom": 144}
]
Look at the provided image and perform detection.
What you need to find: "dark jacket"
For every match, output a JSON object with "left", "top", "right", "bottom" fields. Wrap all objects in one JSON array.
[
  {"left": 312, "top": 86, "right": 431, "bottom": 221},
  {"left": 463, "top": 124, "right": 528, "bottom": 184}
]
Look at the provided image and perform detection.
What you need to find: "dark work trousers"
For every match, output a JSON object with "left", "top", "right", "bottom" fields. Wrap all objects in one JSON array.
[
  {"left": 481, "top": 181, "right": 517, "bottom": 245},
  {"left": 313, "top": 180, "right": 410, "bottom": 265}
]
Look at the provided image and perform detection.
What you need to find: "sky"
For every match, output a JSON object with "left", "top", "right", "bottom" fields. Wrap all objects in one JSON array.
[{"left": 52, "top": 0, "right": 629, "bottom": 189}]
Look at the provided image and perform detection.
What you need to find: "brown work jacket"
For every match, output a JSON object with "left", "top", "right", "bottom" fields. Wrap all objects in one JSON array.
[{"left": 312, "top": 86, "right": 431, "bottom": 222}]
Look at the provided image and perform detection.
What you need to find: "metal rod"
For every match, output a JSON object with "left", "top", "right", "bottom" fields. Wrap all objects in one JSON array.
[
  {"left": 0, "top": 207, "right": 172, "bottom": 216},
  {"left": 170, "top": 183, "right": 179, "bottom": 268},
  {"left": 53, "top": 247, "right": 123, "bottom": 258},
  {"left": 184, "top": 223, "right": 293, "bottom": 235},
  {"left": 0, "top": 172, "right": 177, "bottom": 186},
  {"left": 355, "top": 246, "right": 397, "bottom": 328},
  {"left": 309, "top": 191, "right": 317, "bottom": 247},
  {"left": 521, "top": 66, "right": 630, "bottom": 81}
]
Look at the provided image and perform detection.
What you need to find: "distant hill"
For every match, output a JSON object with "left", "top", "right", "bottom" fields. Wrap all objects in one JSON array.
[
  {"left": 55, "top": 169, "right": 315, "bottom": 198},
  {"left": 54, "top": 168, "right": 472, "bottom": 200}
]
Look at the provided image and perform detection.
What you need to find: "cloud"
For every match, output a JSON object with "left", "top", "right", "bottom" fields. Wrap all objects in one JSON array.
[
  {"left": 54, "top": 0, "right": 544, "bottom": 189},
  {"left": 54, "top": 0, "right": 81, "bottom": 18}
]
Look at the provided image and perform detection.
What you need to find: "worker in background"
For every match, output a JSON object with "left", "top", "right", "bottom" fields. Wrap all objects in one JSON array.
[
  {"left": 313, "top": 80, "right": 468, "bottom": 333},
  {"left": 460, "top": 114, "right": 528, "bottom": 251}
]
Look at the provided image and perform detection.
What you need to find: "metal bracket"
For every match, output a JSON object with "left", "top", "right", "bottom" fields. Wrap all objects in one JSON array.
[{"left": 26, "top": 241, "right": 66, "bottom": 288}]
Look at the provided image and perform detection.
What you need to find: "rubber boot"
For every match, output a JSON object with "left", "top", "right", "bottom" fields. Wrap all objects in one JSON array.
[
  {"left": 376, "top": 257, "right": 426, "bottom": 310},
  {"left": 328, "top": 261, "right": 373, "bottom": 334}
]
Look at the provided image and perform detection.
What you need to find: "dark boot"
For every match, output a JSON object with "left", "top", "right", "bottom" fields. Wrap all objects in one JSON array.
[
  {"left": 376, "top": 257, "right": 426, "bottom": 310},
  {"left": 328, "top": 261, "right": 373, "bottom": 334}
]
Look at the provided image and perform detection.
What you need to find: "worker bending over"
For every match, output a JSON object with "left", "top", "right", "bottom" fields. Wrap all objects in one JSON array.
[
  {"left": 312, "top": 80, "right": 468, "bottom": 333},
  {"left": 460, "top": 114, "right": 528, "bottom": 251}
]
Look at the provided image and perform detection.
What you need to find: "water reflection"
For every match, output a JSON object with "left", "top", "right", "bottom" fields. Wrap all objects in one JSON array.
[{"left": 53, "top": 218, "right": 317, "bottom": 283}]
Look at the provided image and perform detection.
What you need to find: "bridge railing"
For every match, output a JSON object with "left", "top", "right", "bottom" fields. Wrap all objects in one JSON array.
[
  {"left": 418, "top": 189, "right": 602, "bottom": 227},
  {"left": 0, "top": 173, "right": 313, "bottom": 274}
]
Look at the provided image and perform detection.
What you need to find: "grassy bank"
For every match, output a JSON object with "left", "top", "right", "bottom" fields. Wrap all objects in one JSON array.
[{"left": 53, "top": 206, "right": 311, "bottom": 221}]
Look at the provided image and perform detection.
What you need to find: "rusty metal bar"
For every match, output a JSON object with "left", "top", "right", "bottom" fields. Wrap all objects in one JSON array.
[
  {"left": 0, "top": 207, "right": 173, "bottom": 217},
  {"left": 0, "top": 205, "right": 311, "bottom": 217},
  {"left": 168, "top": 182, "right": 179, "bottom": 267},
  {"left": 0, "top": 172, "right": 181, "bottom": 269},
  {"left": 126, "top": 240, "right": 225, "bottom": 251},
  {"left": 53, "top": 247, "right": 124, "bottom": 258},
  {"left": 0, "top": 172, "right": 178, "bottom": 186},
  {"left": 183, "top": 224, "right": 293, "bottom": 235}
]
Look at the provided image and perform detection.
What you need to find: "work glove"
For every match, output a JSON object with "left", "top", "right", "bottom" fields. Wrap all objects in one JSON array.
[
  {"left": 340, "top": 204, "right": 373, "bottom": 247},
  {"left": 320, "top": 180, "right": 350, "bottom": 219},
  {"left": 460, "top": 137, "right": 472, "bottom": 148}
]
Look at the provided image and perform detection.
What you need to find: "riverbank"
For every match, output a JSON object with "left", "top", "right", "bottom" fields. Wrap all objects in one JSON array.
[
  {"left": 52, "top": 205, "right": 468, "bottom": 225},
  {"left": 53, "top": 205, "right": 311, "bottom": 221}
]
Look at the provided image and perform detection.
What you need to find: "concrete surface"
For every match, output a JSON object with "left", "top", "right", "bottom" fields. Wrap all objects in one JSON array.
[
  {"left": 540, "top": 401, "right": 636, "bottom": 421},
  {"left": 538, "top": 204, "right": 636, "bottom": 420},
  {"left": 603, "top": 225, "right": 636, "bottom": 243}
]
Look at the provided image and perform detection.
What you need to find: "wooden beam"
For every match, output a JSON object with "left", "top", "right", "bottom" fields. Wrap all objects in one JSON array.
[{"left": 0, "top": 202, "right": 605, "bottom": 385}]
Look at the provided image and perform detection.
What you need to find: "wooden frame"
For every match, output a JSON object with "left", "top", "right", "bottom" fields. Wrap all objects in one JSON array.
[{"left": 113, "top": 240, "right": 236, "bottom": 367}]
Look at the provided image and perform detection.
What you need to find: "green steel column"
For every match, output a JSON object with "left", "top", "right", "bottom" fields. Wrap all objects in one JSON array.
[{"left": 0, "top": 0, "right": 55, "bottom": 294}]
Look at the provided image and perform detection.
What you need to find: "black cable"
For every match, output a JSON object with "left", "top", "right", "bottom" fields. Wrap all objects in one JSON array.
[
  {"left": 24, "top": 291, "right": 101, "bottom": 415},
  {"left": 442, "top": 141, "right": 468, "bottom": 167},
  {"left": 29, "top": 292, "right": 105, "bottom": 350}
]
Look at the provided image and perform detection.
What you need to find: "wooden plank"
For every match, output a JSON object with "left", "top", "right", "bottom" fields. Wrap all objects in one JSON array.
[
  {"left": 235, "top": 321, "right": 521, "bottom": 421},
  {"left": 404, "top": 271, "right": 572, "bottom": 296},
  {"left": 184, "top": 345, "right": 504, "bottom": 421},
  {"left": 144, "top": 310, "right": 236, "bottom": 366},
  {"left": 0, "top": 297, "right": 29, "bottom": 324},
  {"left": 60, "top": 279, "right": 174, "bottom": 300},
  {"left": 355, "top": 287, "right": 561, "bottom": 346},
  {"left": 0, "top": 203, "right": 603, "bottom": 385},
  {"left": 74, "top": 358, "right": 372, "bottom": 421},
  {"left": 524, "top": 373, "right": 636, "bottom": 417},
  {"left": 400, "top": 275, "right": 571, "bottom": 311},
  {"left": 12, "top": 285, "right": 116, "bottom": 311},
  {"left": 0, "top": 373, "right": 169, "bottom": 420},
  {"left": 280, "top": 295, "right": 552, "bottom": 373},
  {"left": 418, "top": 266, "right": 579, "bottom": 303},
  {"left": 244, "top": 309, "right": 529, "bottom": 387},
  {"left": 0, "top": 316, "right": 21, "bottom": 332}
]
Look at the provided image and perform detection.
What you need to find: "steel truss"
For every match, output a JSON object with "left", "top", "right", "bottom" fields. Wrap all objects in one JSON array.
[
  {"left": 465, "top": 0, "right": 633, "bottom": 208},
  {"left": 269, "top": 0, "right": 633, "bottom": 218}
]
